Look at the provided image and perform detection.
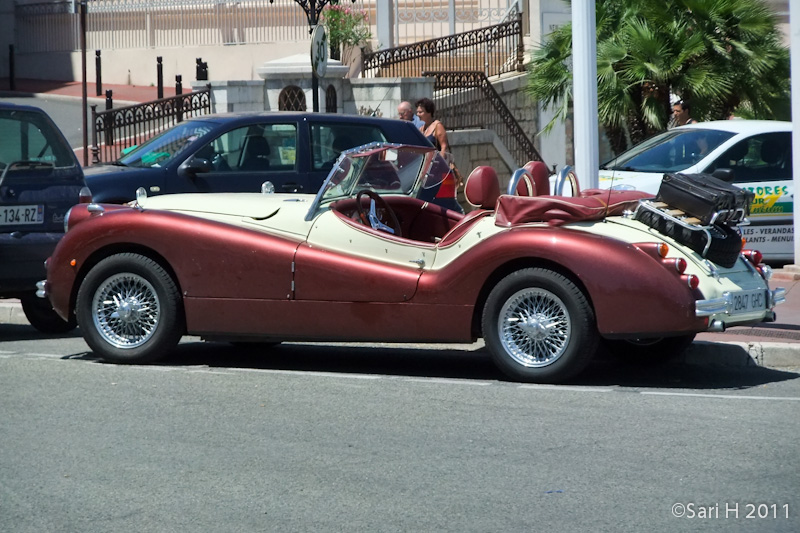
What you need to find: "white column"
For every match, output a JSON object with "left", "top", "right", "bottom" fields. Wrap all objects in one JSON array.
[
  {"left": 376, "top": 0, "right": 394, "bottom": 49},
  {"left": 791, "top": 0, "right": 800, "bottom": 263},
  {"left": 571, "top": 2, "right": 599, "bottom": 188}
]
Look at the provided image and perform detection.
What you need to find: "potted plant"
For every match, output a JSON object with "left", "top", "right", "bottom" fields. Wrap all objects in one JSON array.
[{"left": 320, "top": 4, "right": 371, "bottom": 61}]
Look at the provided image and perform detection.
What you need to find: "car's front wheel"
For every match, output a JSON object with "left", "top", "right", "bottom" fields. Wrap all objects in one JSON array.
[
  {"left": 20, "top": 292, "right": 77, "bottom": 334},
  {"left": 76, "top": 253, "right": 184, "bottom": 364},
  {"left": 482, "top": 268, "right": 598, "bottom": 383}
]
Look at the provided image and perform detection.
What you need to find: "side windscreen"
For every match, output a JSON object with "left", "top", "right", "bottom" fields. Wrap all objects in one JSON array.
[
  {"left": 310, "top": 124, "right": 387, "bottom": 172},
  {"left": 705, "top": 132, "right": 792, "bottom": 183},
  {"left": 196, "top": 123, "right": 298, "bottom": 172}
]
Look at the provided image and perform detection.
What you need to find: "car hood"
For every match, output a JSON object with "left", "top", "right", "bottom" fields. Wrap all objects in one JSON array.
[{"left": 138, "top": 192, "right": 317, "bottom": 235}]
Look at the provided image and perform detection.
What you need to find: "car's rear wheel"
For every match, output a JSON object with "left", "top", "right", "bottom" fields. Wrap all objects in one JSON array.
[
  {"left": 20, "top": 292, "right": 77, "bottom": 334},
  {"left": 76, "top": 253, "right": 183, "bottom": 364},
  {"left": 482, "top": 268, "right": 598, "bottom": 383}
]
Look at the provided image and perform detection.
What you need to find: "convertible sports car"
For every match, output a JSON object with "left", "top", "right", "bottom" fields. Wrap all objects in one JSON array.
[{"left": 39, "top": 143, "right": 784, "bottom": 383}]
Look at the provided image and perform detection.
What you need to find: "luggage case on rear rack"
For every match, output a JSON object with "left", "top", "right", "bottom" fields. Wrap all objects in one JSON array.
[
  {"left": 656, "top": 172, "right": 754, "bottom": 225},
  {"left": 633, "top": 199, "right": 745, "bottom": 268}
]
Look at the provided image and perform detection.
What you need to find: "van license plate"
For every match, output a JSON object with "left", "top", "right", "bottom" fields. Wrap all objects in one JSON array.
[{"left": 1, "top": 205, "right": 44, "bottom": 225}]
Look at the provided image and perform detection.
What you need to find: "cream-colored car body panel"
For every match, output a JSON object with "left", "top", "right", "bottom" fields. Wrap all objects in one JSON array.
[
  {"left": 307, "top": 209, "right": 436, "bottom": 269},
  {"left": 139, "top": 192, "right": 316, "bottom": 240}
]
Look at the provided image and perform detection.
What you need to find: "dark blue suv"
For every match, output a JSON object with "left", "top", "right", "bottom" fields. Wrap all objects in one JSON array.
[
  {"left": 0, "top": 103, "right": 90, "bottom": 332},
  {"left": 83, "top": 112, "right": 462, "bottom": 212}
]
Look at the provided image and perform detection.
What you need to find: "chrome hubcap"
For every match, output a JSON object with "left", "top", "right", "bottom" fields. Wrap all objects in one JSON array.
[
  {"left": 92, "top": 273, "right": 160, "bottom": 349},
  {"left": 498, "top": 288, "right": 570, "bottom": 367}
]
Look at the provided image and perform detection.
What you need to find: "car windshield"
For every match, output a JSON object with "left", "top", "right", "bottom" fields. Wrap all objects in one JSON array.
[
  {"left": 117, "top": 120, "right": 214, "bottom": 168},
  {"left": 306, "top": 143, "right": 439, "bottom": 219},
  {"left": 601, "top": 128, "right": 736, "bottom": 173}
]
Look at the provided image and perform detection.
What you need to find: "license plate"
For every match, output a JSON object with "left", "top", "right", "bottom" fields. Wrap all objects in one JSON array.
[
  {"left": 0, "top": 204, "right": 44, "bottom": 225},
  {"left": 729, "top": 289, "right": 767, "bottom": 315}
]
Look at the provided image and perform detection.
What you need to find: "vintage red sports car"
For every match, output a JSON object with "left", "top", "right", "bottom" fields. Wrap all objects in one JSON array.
[{"left": 39, "top": 143, "right": 784, "bottom": 383}]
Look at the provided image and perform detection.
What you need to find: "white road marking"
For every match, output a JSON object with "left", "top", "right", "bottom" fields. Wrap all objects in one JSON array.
[
  {"left": 518, "top": 384, "right": 615, "bottom": 393},
  {"left": 641, "top": 391, "right": 800, "bottom": 401},
  {"left": 232, "top": 368, "right": 382, "bottom": 380},
  {"left": 407, "top": 378, "right": 492, "bottom": 386}
]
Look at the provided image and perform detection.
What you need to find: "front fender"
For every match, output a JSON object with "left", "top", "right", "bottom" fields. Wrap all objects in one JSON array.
[{"left": 46, "top": 206, "right": 299, "bottom": 321}]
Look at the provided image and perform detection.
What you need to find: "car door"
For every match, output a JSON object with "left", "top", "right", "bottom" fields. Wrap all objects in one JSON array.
[
  {"left": 703, "top": 131, "right": 793, "bottom": 258},
  {"left": 295, "top": 209, "right": 435, "bottom": 302},
  {"left": 183, "top": 121, "right": 311, "bottom": 193}
]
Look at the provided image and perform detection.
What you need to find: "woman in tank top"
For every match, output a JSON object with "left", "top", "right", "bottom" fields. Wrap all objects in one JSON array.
[{"left": 415, "top": 97, "right": 450, "bottom": 156}]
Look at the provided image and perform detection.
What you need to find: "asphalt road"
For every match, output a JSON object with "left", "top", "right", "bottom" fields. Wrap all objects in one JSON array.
[{"left": 1, "top": 328, "right": 799, "bottom": 532}]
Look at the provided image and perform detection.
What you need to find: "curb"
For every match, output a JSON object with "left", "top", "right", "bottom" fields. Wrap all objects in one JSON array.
[{"left": 0, "top": 301, "right": 27, "bottom": 327}]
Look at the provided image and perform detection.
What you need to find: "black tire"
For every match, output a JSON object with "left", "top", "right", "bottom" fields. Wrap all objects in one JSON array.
[
  {"left": 76, "top": 253, "right": 184, "bottom": 364},
  {"left": 482, "top": 268, "right": 599, "bottom": 383},
  {"left": 603, "top": 334, "right": 696, "bottom": 365},
  {"left": 634, "top": 209, "right": 742, "bottom": 267},
  {"left": 20, "top": 292, "right": 77, "bottom": 334}
]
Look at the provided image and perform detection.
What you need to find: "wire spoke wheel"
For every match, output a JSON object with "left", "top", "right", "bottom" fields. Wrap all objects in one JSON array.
[
  {"left": 76, "top": 253, "right": 183, "bottom": 364},
  {"left": 92, "top": 273, "right": 160, "bottom": 349},
  {"left": 483, "top": 268, "right": 598, "bottom": 383},
  {"left": 499, "top": 288, "right": 570, "bottom": 368}
]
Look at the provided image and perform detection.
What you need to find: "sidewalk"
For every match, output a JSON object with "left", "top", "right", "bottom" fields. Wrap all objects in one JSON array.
[{"left": 0, "top": 77, "right": 177, "bottom": 104}]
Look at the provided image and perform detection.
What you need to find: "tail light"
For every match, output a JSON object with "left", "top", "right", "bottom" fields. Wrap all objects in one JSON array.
[
  {"left": 662, "top": 257, "right": 687, "bottom": 273},
  {"left": 682, "top": 274, "right": 700, "bottom": 290},
  {"left": 79, "top": 186, "right": 92, "bottom": 204},
  {"left": 434, "top": 169, "right": 458, "bottom": 199},
  {"left": 742, "top": 249, "right": 763, "bottom": 266}
]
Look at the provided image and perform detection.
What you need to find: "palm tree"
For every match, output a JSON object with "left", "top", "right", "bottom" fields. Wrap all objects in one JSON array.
[{"left": 527, "top": 0, "right": 790, "bottom": 155}]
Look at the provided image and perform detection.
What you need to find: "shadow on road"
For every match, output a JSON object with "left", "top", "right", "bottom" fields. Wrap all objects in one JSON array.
[
  {"left": 0, "top": 324, "right": 83, "bottom": 341},
  {"left": 73, "top": 338, "right": 800, "bottom": 390}
]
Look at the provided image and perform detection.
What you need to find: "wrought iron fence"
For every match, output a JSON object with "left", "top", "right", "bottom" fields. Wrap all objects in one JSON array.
[
  {"left": 362, "top": 14, "right": 523, "bottom": 78},
  {"left": 426, "top": 70, "right": 542, "bottom": 167},
  {"left": 91, "top": 84, "right": 211, "bottom": 163}
]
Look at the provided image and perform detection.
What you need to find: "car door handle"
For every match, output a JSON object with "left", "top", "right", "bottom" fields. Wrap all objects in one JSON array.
[{"left": 281, "top": 183, "right": 303, "bottom": 193}]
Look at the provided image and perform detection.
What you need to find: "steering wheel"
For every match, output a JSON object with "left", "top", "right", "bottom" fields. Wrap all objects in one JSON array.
[{"left": 355, "top": 190, "right": 402, "bottom": 237}]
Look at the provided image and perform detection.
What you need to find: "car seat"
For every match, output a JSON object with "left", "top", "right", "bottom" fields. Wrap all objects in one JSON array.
[
  {"left": 464, "top": 166, "right": 500, "bottom": 210},
  {"left": 515, "top": 160, "right": 550, "bottom": 196},
  {"left": 240, "top": 136, "right": 271, "bottom": 171}
]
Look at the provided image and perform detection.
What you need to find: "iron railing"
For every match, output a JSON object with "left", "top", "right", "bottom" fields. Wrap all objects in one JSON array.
[
  {"left": 362, "top": 13, "right": 523, "bottom": 78},
  {"left": 91, "top": 84, "right": 211, "bottom": 163},
  {"left": 426, "top": 71, "right": 543, "bottom": 167}
]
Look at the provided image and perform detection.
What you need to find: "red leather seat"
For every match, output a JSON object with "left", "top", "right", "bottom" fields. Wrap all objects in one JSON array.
[{"left": 464, "top": 166, "right": 500, "bottom": 210}]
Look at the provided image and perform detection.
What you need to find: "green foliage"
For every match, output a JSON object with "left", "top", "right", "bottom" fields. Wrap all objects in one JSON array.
[
  {"left": 526, "top": 0, "right": 790, "bottom": 152},
  {"left": 321, "top": 4, "right": 372, "bottom": 47}
]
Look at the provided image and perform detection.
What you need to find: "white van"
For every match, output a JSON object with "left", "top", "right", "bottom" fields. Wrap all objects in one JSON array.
[{"left": 595, "top": 120, "right": 793, "bottom": 261}]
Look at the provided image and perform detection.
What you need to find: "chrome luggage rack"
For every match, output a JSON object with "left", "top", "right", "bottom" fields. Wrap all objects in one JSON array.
[{"left": 634, "top": 199, "right": 750, "bottom": 257}]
